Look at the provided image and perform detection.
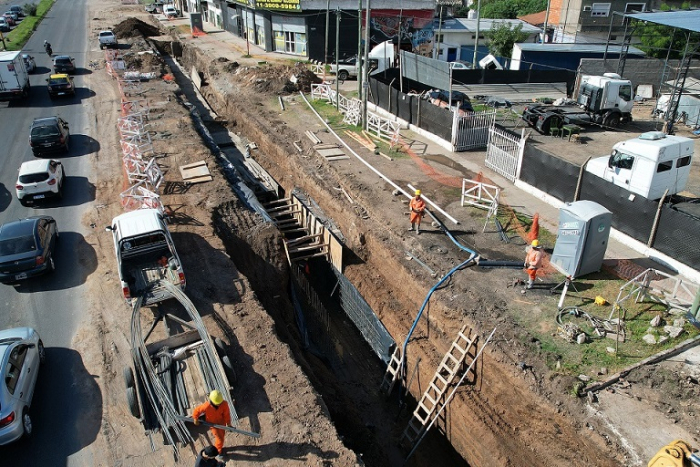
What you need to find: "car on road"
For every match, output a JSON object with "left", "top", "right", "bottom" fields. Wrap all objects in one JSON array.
[
  {"left": 163, "top": 4, "right": 178, "bottom": 17},
  {"left": 16, "top": 159, "right": 65, "bottom": 206},
  {"left": 52, "top": 55, "right": 75, "bottom": 74},
  {"left": 21, "top": 54, "right": 35, "bottom": 73},
  {"left": 0, "top": 216, "right": 58, "bottom": 285},
  {"left": 0, "top": 327, "right": 44, "bottom": 445},
  {"left": 0, "top": 18, "right": 10, "bottom": 33},
  {"left": 46, "top": 73, "right": 75, "bottom": 98},
  {"left": 29, "top": 117, "right": 70, "bottom": 156},
  {"left": 2, "top": 13, "right": 15, "bottom": 26},
  {"left": 9, "top": 5, "right": 24, "bottom": 17},
  {"left": 3, "top": 11, "right": 18, "bottom": 22}
]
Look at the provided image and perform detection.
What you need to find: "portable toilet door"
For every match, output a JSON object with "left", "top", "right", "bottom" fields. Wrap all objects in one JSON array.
[{"left": 550, "top": 200, "right": 612, "bottom": 278}]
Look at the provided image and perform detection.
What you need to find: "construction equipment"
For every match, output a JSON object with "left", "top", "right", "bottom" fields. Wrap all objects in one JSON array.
[{"left": 649, "top": 440, "right": 700, "bottom": 467}]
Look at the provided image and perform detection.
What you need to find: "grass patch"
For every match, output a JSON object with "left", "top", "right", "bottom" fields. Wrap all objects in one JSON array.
[{"left": 2, "top": 0, "right": 54, "bottom": 51}]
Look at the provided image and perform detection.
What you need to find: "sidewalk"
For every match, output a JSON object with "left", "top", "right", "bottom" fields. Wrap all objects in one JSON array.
[{"left": 166, "top": 14, "right": 700, "bottom": 288}]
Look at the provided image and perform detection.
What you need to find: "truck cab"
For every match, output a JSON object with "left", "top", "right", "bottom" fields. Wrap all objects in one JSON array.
[
  {"left": 577, "top": 73, "right": 633, "bottom": 127},
  {"left": 107, "top": 209, "right": 185, "bottom": 306},
  {"left": 585, "top": 131, "right": 694, "bottom": 200}
]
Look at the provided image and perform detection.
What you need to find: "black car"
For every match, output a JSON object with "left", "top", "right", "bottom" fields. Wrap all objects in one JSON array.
[
  {"left": 0, "top": 216, "right": 58, "bottom": 285},
  {"left": 29, "top": 117, "right": 70, "bottom": 156},
  {"left": 46, "top": 73, "right": 75, "bottom": 99},
  {"left": 52, "top": 55, "right": 75, "bottom": 74}
]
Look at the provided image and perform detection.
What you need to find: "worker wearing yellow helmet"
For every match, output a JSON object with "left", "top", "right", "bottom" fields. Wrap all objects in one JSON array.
[
  {"left": 409, "top": 189, "right": 426, "bottom": 234},
  {"left": 192, "top": 389, "right": 231, "bottom": 457},
  {"left": 524, "top": 239, "right": 543, "bottom": 289}
]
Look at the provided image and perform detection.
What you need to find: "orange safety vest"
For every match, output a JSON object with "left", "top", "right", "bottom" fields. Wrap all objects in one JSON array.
[
  {"left": 526, "top": 248, "right": 543, "bottom": 269},
  {"left": 192, "top": 400, "right": 231, "bottom": 427}
]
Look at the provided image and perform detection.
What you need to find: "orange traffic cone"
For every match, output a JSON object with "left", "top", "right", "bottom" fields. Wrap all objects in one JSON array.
[{"left": 528, "top": 213, "right": 540, "bottom": 243}]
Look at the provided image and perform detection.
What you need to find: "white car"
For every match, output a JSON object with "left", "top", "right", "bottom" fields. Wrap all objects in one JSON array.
[
  {"left": 449, "top": 61, "right": 471, "bottom": 70},
  {"left": 163, "top": 5, "right": 177, "bottom": 17},
  {"left": 0, "top": 327, "right": 44, "bottom": 445},
  {"left": 16, "top": 159, "right": 65, "bottom": 206}
]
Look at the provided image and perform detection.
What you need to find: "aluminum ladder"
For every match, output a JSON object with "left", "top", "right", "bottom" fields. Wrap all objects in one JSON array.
[{"left": 401, "top": 325, "right": 475, "bottom": 446}]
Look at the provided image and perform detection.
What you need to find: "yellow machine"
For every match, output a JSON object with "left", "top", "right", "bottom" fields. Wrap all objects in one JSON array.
[{"left": 649, "top": 440, "right": 700, "bottom": 467}]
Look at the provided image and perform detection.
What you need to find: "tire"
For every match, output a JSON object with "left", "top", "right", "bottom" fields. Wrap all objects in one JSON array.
[
  {"left": 19, "top": 198, "right": 29, "bottom": 207},
  {"left": 38, "top": 340, "right": 45, "bottom": 364},
  {"left": 123, "top": 367, "right": 135, "bottom": 389},
  {"left": 21, "top": 409, "right": 32, "bottom": 439},
  {"left": 46, "top": 256, "right": 55, "bottom": 273},
  {"left": 99, "top": 44, "right": 104, "bottom": 50},
  {"left": 126, "top": 386, "right": 140, "bottom": 418},
  {"left": 338, "top": 70, "right": 349, "bottom": 81},
  {"left": 221, "top": 355, "right": 237, "bottom": 384}
]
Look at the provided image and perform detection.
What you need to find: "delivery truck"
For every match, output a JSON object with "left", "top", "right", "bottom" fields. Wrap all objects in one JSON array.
[
  {"left": 0, "top": 51, "right": 30, "bottom": 101},
  {"left": 585, "top": 131, "right": 694, "bottom": 200}
]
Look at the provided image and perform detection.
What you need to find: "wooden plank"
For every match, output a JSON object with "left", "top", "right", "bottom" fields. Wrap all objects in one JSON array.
[
  {"left": 183, "top": 175, "right": 213, "bottom": 184},
  {"left": 288, "top": 243, "right": 329, "bottom": 254},
  {"left": 179, "top": 160, "right": 212, "bottom": 183},
  {"left": 146, "top": 329, "right": 201, "bottom": 354},
  {"left": 317, "top": 148, "right": 346, "bottom": 157}
]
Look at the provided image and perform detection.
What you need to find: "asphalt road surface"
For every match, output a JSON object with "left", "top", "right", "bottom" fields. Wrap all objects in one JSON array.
[{"left": 0, "top": 0, "right": 103, "bottom": 464}]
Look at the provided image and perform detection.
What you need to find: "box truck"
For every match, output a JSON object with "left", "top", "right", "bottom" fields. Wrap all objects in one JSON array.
[
  {"left": 0, "top": 51, "right": 30, "bottom": 101},
  {"left": 585, "top": 131, "right": 694, "bottom": 200}
]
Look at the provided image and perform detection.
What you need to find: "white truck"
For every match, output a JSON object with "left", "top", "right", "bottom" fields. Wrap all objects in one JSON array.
[
  {"left": 0, "top": 51, "right": 30, "bottom": 101},
  {"left": 522, "top": 73, "right": 634, "bottom": 134},
  {"left": 329, "top": 40, "right": 395, "bottom": 81},
  {"left": 98, "top": 30, "right": 118, "bottom": 49},
  {"left": 106, "top": 209, "right": 186, "bottom": 306},
  {"left": 585, "top": 131, "right": 694, "bottom": 200}
]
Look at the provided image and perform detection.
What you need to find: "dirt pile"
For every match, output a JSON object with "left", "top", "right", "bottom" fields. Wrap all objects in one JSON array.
[{"left": 113, "top": 17, "right": 161, "bottom": 38}]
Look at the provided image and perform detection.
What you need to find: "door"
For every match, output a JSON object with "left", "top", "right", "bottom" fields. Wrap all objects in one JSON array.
[{"left": 6, "top": 343, "right": 36, "bottom": 406}]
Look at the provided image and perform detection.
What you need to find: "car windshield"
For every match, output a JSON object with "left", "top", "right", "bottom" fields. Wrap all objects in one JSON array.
[
  {"left": 55, "top": 58, "right": 71, "bottom": 65},
  {"left": 0, "top": 236, "right": 37, "bottom": 255},
  {"left": 19, "top": 172, "right": 49, "bottom": 184},
  {"left": 31, "top": 125, "right": 60, "bottom": 137},
  {"left": 48, "top": 78, "right": 69, "bottom": 85}
]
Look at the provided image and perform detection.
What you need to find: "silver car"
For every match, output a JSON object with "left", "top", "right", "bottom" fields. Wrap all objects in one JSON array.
[{"left": 0, "top": 327, "right": 44, "bottom": 445}]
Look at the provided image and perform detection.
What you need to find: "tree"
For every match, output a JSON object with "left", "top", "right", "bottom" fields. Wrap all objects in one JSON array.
[
  {"left": 486, "top": 21, "right": 530, "bottom": 59},
  {"left": 635, "top": 3, "right": 700, "bottom": 59}
]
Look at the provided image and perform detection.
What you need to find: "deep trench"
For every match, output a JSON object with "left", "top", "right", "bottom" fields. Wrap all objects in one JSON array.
[{"left": 160, "top": 47, "right": 471, "bottom": 466}]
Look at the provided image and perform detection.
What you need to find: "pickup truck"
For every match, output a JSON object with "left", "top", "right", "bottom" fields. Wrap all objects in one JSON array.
[
  {"left": 106, "top": 209, "right": 186, "bottom": 306},
  {"left": 98, "top": 30, "right": 118, "bottom": 49}
]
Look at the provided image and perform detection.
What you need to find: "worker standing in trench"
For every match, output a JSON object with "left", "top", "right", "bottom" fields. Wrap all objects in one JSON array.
[
  {"left": 409, "top": 190, "right": 426, "bottom": 234},
  {"left": 524, "top": 239, "right": 544, "bottom": 289},
  {"left": 193, "top": 390, "right": 231, "bottom": 461}
]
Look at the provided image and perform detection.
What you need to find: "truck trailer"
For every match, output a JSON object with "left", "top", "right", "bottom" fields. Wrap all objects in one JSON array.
[
  {"left": 0, "top": 51, "right": 30, "bottom": 101},
  {"left": 522, "top": 73, "right": 634, "bottom": 134}
]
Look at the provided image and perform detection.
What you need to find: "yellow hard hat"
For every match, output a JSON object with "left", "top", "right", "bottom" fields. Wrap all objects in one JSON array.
[
  {"left": 531, "top": 239, "right": 539, "bottom": 247},
  {"left": 415, "top": 190, "right": 421, "bottom": 196},
  {"left": 209, "top": 390, "right": 224, "bottom": 405}
]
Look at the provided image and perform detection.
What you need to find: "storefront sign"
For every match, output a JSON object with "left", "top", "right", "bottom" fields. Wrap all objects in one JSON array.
[{"left": 256, "top": 0, "right": 301, "bottom": 11}]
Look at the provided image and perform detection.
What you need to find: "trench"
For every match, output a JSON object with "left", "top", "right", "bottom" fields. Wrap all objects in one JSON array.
[{"left": 157, "top": 46, "right": 471, "bottom": 466}]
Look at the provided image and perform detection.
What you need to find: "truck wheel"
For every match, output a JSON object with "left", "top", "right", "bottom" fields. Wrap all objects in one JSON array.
[
  {"left": 126, "top": 386, "right": 140, "bottom": 418},
  {"left": 603, "top": 114, "right": 620, "bottom": 128},
  {"left": 123, "top": 366, "right": 135, "bottom": 389},
  {"left": 338, "top": 70, "right": 349, "bottom": 81},
  {"left": 221, "top": 355, "right": 237, "bottom": 384}
]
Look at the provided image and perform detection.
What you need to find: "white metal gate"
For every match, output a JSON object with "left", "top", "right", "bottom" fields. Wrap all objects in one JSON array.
[
  {"left": 485, "top": 126, "right": 526, "bottom": 182},
  {"left": 452, "top": 109, "right": 496, "bottom": 151}
]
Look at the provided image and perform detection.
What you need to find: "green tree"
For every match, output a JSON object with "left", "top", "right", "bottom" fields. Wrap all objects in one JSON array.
[
  {"left": 635, "top": 3, "right": 700, "bottom": 59},
  {"left": 454, "top": 6, "right": 470, "bottom": 17},
  {"left": 479, "top": 0, "right": 547, "bottom": 19},
  {"left": 486, "top": 21, "right": 530, "bottom": 58}
]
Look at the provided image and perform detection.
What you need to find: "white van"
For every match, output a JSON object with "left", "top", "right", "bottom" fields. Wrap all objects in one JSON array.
[{"left": 585, "top": 131, "right": 694, "bottom": 200}]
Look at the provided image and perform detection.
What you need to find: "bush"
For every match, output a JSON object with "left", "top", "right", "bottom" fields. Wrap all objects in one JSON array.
[{"left": 23, "top": 3, "right": 38, "bottom": 16}]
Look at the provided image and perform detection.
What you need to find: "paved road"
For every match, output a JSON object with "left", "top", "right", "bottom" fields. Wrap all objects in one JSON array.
[{"left": 0, "top": 1, "right": 102, "bottom": 465}]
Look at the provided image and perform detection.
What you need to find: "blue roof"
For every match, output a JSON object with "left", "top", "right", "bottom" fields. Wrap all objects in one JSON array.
[
  {"left": 435, "top": 18, "right": 541, "bottom": 34},
  {"left": 626, "top": 9, "right": 700, "bottom": 33},
  {"left": 516, "top": 43, "right": 645, "bottom": 55}
]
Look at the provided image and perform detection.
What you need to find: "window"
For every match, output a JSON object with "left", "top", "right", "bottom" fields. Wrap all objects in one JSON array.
[
  {"left": 6, "top": 345, "right": 29, "bottom": 395},
  {"left": 624, "top": 3, "right": 645, "bottom": 13},
  {"left": 591, "top": 3, "right": 611, "bottom": 16},
  {"left": 610, "top": 151, "right": 634, "bottom": 170},
  {"left": 677, "top": 156, "right": 692, "bottom": 168},
  {"left": 657, "top": 161, "right": 672, "bottom": 173},
  {"left": 619, "top": 84, "right": 632, "bottom": 101}
]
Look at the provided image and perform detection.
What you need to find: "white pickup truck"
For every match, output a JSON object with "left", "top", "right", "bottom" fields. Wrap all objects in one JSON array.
[
  {"left": 98, "top": 30, "right": 118, "bottom": 49},
  {"left": 106, "top": 209, "right": 186, "bottom": 306}
]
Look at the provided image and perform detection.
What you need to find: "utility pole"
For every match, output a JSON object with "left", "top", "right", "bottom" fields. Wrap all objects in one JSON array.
[
  {"left": 324, "top": 0, "right": 330, "bottom": 63},
  {"left": 336, "top": 8, "right": 340, "bottom": 109},
  {"left": 434, "top": 4, "right": 443, "bottom": 59},
  {"left": 357, "top": 0, "right": 363, "bottom": 97},
  {"left": 472, "top": 0, "right": 482, "bottom": 68},
  {"left": 362, "top": 0, "right": 371, "bottom": 129},
  {"left": 244, "top": 9, "right": 250, "bottom": 56},
  {"left": 542, "top": 0, "right": 551, "bottom": 43}
]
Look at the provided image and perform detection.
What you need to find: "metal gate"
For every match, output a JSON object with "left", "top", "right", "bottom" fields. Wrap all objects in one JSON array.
[
  {"left": 485, "top": 126, "right": 525, "bottom": 182},
  {"left": 452, "top": 109, "right": 496, "bottom": 151}
]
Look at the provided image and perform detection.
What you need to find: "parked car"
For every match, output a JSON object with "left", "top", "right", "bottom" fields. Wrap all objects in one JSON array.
[
  {"left": 46, "top": 73, "right": 75, "bottom": 98},
  {"left": 0, "top": 327, "right": 44, "bottom": 444},
  {"left": 449, "top": 61, "right": 471, "bottom": 70},
  {"left": 3, "top": 11, "right": 17, "bottom": 22},
  {"left": 0, "top": 18, "right": 10, "bottom": 33},
  {"left": 98, "top": 30, "right": 118, "bottom": 49},
  {"left": 21, "top": 54, "right": 35, "bottom": 73},
  {"left": 0, "top": 216, "right": 58, "bottom": 285},
  {"left": 16, "top": 159, "right": 65, "bottom": 206},
  {"left": 163, "top": 4, "right": 178, "bottom": 17},
  {"left": 29, "top": 117, "right": 70, "bottom": 156},
  {"left": 8, "top": 5, "right": 24, "bottom": 17},
  {"left": 52, "top": 55, "right": 75, "bottom": 74},
  {"left": 2, "top": 13, "right": 15, "bottom": 26}
]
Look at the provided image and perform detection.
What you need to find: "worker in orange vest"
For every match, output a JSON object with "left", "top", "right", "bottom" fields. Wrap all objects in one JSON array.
[
  {"left": 524, "top": 239, "right": 544, "bottom": 289},
  {"left": 409, "top": 190, "right": 426, "bottom": 234},
  {"left": 193, "top": 390, "right": 231, "bottom": 457}
]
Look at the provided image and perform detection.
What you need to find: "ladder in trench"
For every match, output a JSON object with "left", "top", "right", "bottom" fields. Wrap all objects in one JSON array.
[
  {"left": 262, "top": 198, "right": 330, "bottom": 265},
  {"left": 401, "top": 325, "right": 475, "bottom": 447},
  {"left": 379, "top": 346, "right": 404, "bottom": 396}
]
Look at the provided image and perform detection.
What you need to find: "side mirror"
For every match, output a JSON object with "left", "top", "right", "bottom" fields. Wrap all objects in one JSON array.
[
  {"left": 105, "top": 226, "right": 114, "bottom": 232},
  {"left": 608, "top": 155, "right": 614, "bottom": 168}
]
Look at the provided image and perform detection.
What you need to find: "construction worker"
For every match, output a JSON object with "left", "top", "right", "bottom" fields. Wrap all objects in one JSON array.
[
  {"left": 194, "top": 445, "right": 225, "bottom": 467},
  {"left": 408, "top": 190, "right": 426, "bottom": 234},
  {"left": 524, "top": 239, "right": 544, "bottom": 289},
  {"left": 192, "top": 390, "right": 231, "bottom": 458}
]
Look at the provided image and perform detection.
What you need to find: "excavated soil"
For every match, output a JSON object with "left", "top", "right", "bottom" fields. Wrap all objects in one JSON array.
[{"left": 77, "top": 1, "right": 700, "bottom": 466}]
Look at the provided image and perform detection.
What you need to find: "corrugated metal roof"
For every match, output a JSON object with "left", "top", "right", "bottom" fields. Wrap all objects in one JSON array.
[
  {"left": 625, "top": 9, "right": 700, "bottom": 33},
  {"left": 517, "top": 43, "right": 645, "bottom": 55},
  {"left": 435, "top": 18, "right": 541, "bottom": 34}
]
